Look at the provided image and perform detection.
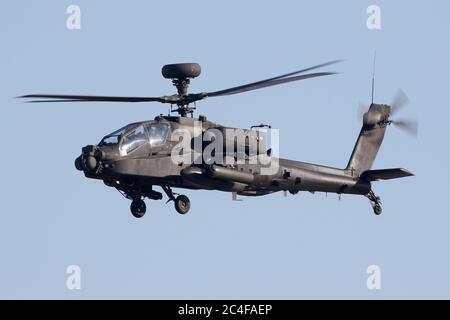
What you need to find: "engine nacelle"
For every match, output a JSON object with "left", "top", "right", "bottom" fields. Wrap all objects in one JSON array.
[{"left": 219, "top": 127, "right": 267, "bottom": 156}]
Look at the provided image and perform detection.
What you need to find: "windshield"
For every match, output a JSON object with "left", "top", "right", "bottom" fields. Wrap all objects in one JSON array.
[
  {"left": 146, "top": 123, "right": 169, "bottom": 146},
  {"left": 120, "top": 125, "right": 148, "bottom": 155},
  {"left": 99, "top": 122, "right": 170, "bottom": 155},
  {"left": 99, "top": 124, "right": 136, "bottom": 146}
]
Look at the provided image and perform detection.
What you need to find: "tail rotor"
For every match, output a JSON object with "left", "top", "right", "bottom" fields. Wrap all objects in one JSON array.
[
  {"left": 388, "top": 90, "right": 418, "bottom": 138},
  {"left": 357, "top": 89, "right": 418, "bottom": 138}
]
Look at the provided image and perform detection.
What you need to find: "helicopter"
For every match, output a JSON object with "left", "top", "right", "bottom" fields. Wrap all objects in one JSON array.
[{"left": 20, "top": 61, "right": 416, "bottom": 218}]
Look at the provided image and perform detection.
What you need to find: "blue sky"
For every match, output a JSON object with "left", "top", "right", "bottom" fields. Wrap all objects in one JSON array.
[{"left": 0, "top": 0, "right": 449, "bottom": 299}]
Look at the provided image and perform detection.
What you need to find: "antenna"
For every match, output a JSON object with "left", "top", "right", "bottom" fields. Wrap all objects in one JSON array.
[{"left": 371, "top": 51, "right": 377, "bottom": 104}]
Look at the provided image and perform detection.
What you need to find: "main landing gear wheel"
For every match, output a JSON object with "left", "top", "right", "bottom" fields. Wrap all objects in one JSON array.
[
  {"left": 161, "top": 186, "right": 191, "bottom": 215},
  {"left": 174, "top": 195, "right": 190, "bottom": 215},
  {"left": 130, "top": 199, "right": 146, "bottom": 218}
]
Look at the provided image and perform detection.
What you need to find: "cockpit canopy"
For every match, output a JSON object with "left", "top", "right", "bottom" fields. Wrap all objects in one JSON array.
[{"left": 99, "top": 122, "right": 170, "bottom": 156}]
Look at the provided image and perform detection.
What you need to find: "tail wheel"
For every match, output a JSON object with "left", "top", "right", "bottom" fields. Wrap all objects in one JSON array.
[
  {"left": 174, "top": 195, "right": 190, "bottom": 215},
  {"left": 373, "top": 204, "right": 382, "bottom": 216},
  {"left": 130, "top": 199, "right": 146, "bottom": 218}
]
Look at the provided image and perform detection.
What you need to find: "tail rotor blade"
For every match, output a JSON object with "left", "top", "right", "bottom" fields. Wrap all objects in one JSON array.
[
  {"left": 391, "top": 89, "right": 409, "bottom": 115},
  {"left": 391, "top": 118, "right": 418, "bottom": 138}
]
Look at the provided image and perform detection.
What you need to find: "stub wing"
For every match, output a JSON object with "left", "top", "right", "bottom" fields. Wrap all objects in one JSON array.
[{"left": 361, "top": 168, "right": 414, "bottom": 181}]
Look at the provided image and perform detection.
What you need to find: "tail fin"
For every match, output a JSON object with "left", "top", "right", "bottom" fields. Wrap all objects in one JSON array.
[{"left": 346, "top": 104, "right": 391, "bottom": 175}]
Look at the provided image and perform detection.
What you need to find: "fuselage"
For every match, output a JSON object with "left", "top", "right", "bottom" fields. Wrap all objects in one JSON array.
[{"left": 76, "top": 115, "right": 371, "bottom": 198}]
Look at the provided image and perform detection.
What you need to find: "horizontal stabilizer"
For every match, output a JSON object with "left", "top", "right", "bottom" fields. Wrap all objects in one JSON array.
[{"left": 360, "top": 168, "right": 414, "bottom": 181}]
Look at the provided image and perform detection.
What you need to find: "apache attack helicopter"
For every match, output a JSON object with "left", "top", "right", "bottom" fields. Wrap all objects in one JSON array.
[{"left": 20, "top": 61, "right": 416, "bottom": 218}]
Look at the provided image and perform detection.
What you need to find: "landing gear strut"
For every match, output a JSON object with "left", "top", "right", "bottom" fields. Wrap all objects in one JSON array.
[
  {"left": 162, "top": 185, "right": 191, "bottom": 215},
  {"left": 366, "top": 190, "right": 382, "bottom": 215}
]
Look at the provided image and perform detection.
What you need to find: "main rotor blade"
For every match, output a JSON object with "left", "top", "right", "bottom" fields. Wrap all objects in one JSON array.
[
  {"left": 20, "top": 60, "right": 342, "bottom": 106},
  {"left": 19, "top": 94, "right": 166, "bottom": 103},
  {"left": 203, "top": 60, "right": 342, "bottom": 98},
  {"left": 253, "top": 59, "right": 343, "bottom": 83},
  {"left": 206, "top": 72, "right": 338, "bottom": 98}
]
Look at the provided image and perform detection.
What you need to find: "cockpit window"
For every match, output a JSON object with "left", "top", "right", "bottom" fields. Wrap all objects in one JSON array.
[
  {"left": 120, "top": 125, "right": 147, "bottom": 155},
  {"left": 146, "top": 123, "right": 169, "bottom": 146},
  {"left": 99, "top": 124, "right": 135, "bottom": 146},
  {"left": 100, "top": 135, "right": 120, "bottom": 145},
  {"left": 99, "top": 122, "right": 169, "bottom": 156}
]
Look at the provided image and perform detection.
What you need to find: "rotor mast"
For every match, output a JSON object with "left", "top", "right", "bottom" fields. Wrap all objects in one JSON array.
[{"left": 170, "top": 78, "right": 194, "bottom": 117}]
